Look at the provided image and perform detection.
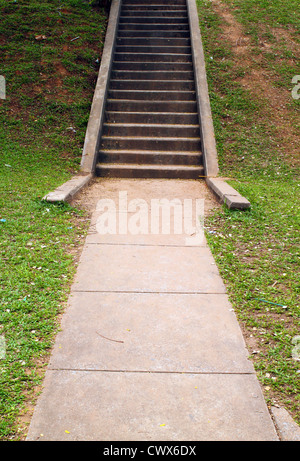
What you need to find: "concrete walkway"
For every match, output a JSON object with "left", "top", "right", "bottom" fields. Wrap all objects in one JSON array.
[{"left": 26, "top": 179, "right": 279, "bottom": 441}]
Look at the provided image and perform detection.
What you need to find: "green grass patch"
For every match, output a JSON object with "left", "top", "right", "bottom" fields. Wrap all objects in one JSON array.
[
  {"left": 0, "top": 0, "right": 107, "bottom": 439},
  {"left": 223, "top": 0, "right": 300, "bottom": 30},
  {"left": 197, "top": 0, "right": 300, "bottom": 424}
]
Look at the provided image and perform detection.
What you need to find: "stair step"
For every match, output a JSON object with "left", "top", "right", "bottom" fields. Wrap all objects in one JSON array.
[
  {"left": 121, "top": 10, "right": 188, "bottom": 17},
  {"left": 99, "top": 149, "right": 202, "bottom": 165},
  {"left": 112, "top": 61, "right": 193, "bottom": 71},
  {"left": 105, "top": 111, "right": 199, "bottom": 125},
  {"left": 117, "top": 30, "right": 190, "bottom": 38},
  {"left": 106, "top": 99, "right": 197, "bottom": 113},
  {"left": 122, "top": 6, "right": 187, "bottom": 11},
  {"left": 122, "top": 0, "right": 187, "bottom": 5},
  {"left": 109, "top": 79, "right": 195, "bottom": 91},
  {"left": 108, "top": 89, "right": 195, "bottom": 101},
  {"left": 115, "top": 45, "right": 191, "bottom": 54},
  {"left": 119, "top": 24, "right": 189, "bottom": 31},
  {"left": 122, "top": 4, "right": 187, "bottom": 10},
  {"left": 119, "top": 17, "right": 188, "bottom": 24},
  {"left": 116, "top": 37, "right": 190, "bottom": 46},
  {"left": 100, "top": 136, "right": 202, "bottom": 151},
  {"left": 111, "top": 70, "right": 194, "bottom": 80},
  {"left": 102, "top": 123, "right": 200, "bottom": 137},
  {"left": 95, "top": 163, "right": 204, "bottom": 179},
  {"left": 114, "top": 53, "right": 192, "bottom": 63}
]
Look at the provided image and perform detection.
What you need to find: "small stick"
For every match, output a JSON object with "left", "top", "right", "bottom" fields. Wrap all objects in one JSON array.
[{"left": 96, "top": 332, "right": 124, "bottom": 343}]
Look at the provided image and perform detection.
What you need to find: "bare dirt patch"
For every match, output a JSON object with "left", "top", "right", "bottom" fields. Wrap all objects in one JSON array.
[{"left": 72, "top": 177, "right": 220, "bottom": 217}]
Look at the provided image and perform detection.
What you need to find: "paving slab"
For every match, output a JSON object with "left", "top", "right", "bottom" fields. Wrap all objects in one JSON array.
[
  {"left": 49, "top": 292, "right": 253, "bottom": 373},
  {"left": 72, "top": 244, "right": 226, "bottom": 294},
  {"left": 86, "top": 207, "right": 206, "bottom": 246},
  {"left": 26, "top": 371, "right": 278, "bottom": 441}
]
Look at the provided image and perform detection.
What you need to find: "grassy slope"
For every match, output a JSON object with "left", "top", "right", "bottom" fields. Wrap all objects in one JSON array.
[
  {"left": 197, "top": 0, "right": 299, "bottom": 423},
  {"left": 0, "top": 0, "right": 107, "bottom": 440}
]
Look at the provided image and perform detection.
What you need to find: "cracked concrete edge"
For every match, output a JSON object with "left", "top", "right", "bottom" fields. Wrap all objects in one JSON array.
[
  {"left": 271, "top": 406, "right": 300, "bottom": 441},
  {"left": 42, "top": 0, "right": 121, "bottom": 203},
  {"left": 187, "top": 0, "right": 250, "bottom": 210}
]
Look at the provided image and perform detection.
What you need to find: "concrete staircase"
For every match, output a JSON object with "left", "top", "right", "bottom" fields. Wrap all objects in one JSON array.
[{"left": 96, "top": 0, "right": 204, "bottom": 179}]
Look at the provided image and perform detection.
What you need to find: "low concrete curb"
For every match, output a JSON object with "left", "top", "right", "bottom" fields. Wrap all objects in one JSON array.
[
  {"left": 271, "top": 407, "right": 300, "bottom": 441},
  {"left": 42, "top": 173, "right": 93, "bottom": 203},
  {"left": 206, "top": 177, "right": 251, "bottom": 210}
]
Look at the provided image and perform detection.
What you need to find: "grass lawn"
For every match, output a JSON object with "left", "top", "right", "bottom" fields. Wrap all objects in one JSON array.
[
  {"left": 197, "top": 0, "right": 299, "bottom": 424},
  {"left": 0, "top": 0, "right": 108, "bottom": 440}
]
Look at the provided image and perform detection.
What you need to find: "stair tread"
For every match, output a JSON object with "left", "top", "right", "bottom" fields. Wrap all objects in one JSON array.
[
  {"left": 109, "top": 89, "right": 195, "bottom": 92},
  {"left": 99, "top": 149, "right": 202, "bottom": 154},
  {"left": 97, "top": 163, "right": 203, "bottom": 170},
  {"left": 103, "top": 123, "right": 199, "bottom": 128},
  {"left": 110, "top": 79, "right": 194, "bottom": 82},
  {"left": 105, "top": 111, "right": 198, "bottom": 115},
  {"left": 101, "top": 136, "right": 201, "bottom": 140},
  {"left": 107, "top": 98, "right": 196, "bottom": 102},
  {"left": 115, "top": 52, "right": 191, "bottom": 55},
  {"left": 111, "top": 70, "right": 193, "bottom": 76}
]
